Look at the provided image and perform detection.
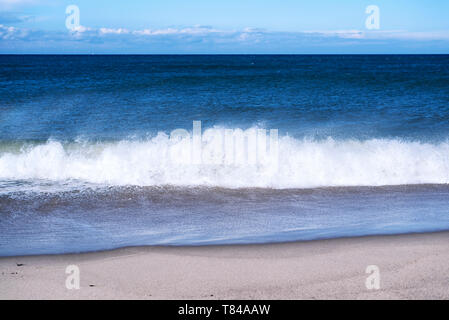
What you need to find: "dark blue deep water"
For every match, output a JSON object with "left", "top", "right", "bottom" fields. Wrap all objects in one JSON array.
[
  {"left": 2, "top": 54, "right": 449, "bottom": 141},
  {"left": 1, "top": 55, "right": 449, "bottom": 256}
]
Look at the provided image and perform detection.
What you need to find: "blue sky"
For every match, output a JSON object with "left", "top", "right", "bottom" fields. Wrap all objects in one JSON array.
[{"left": 1, "top": 0, "right": 449, "bottom": 53}]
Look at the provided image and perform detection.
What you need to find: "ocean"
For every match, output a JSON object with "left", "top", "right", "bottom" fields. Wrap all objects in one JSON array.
[{"left": 1, "top": 54, "right": 449, "bottom": 256}]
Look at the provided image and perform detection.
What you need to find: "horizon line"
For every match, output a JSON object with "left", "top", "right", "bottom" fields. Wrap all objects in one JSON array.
[{"left": 1, "top": 53, "right": 449, "bottom": 55}]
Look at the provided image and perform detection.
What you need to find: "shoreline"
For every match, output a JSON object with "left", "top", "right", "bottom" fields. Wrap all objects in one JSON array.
[
  {"left": 1, "top": 231, "right": 449, "bottom": 299},
  {"left": 2, "top": 229, "right": 449, "bottom": 258}
]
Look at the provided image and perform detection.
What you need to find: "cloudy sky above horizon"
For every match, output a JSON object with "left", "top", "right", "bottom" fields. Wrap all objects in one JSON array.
[{"left": 1, "top": 0, "right": 449, "bottom": 53}]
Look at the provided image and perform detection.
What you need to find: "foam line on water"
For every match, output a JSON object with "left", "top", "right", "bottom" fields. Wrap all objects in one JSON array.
[{"left": 1, "top": 128, "right": 449, "bottom": 189}]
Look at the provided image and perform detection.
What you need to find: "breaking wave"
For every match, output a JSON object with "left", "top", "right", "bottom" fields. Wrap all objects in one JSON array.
[{"left": 1, "top": 128, "right": 449, "bottom": 189}]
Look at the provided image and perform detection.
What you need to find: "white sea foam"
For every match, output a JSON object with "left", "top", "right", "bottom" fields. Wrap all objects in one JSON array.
[{"left": 1, "top": 128, "right": 449, "bottom": 189}]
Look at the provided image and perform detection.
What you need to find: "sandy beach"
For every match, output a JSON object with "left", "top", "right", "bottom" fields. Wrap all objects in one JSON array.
[{"left": 1, "top": 231, "right": 448, "bottom": 300}]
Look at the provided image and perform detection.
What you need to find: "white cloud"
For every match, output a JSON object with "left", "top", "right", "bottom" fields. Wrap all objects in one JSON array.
[
  {"left": 132, "top": 26, "right": 223, "bottom": 36},
  {"left": 3, "top": 21, "right": 449, "bottom": 43},
  {"left": 0, "top": 24, "right": 16, "bottom": 39},
  {"left": 2, "top": 23, "right": 449, "bottom": 54},
  {"left": 100, "top": 27, "right": 130, "bottom": 35},
  {"left": 133, "top": 28, "right": 177, "bottom": 36},
  {"left": 372, "top": 30, "right": 449, "bottom": 41},
  {"left": 305, "top": 30, "right": 365, "bottom": 39},
  {"left": 66, "top": 25, "right": 94, "bottom": 39},
  {"left": 305, "top": 29, "right": 449, "bottom": 41},
  {"left": 0, "top": 23, "right": 28, "bottom": 39}
]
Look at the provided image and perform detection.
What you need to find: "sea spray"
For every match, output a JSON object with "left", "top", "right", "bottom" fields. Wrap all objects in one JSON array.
[{"left": 1, "top": 130, "right": 448, "bottom": 189}]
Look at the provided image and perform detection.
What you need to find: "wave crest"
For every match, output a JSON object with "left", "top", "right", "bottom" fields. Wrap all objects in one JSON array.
[{"left": 1, "top": 130, "right": 449, "bottom": 188}]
